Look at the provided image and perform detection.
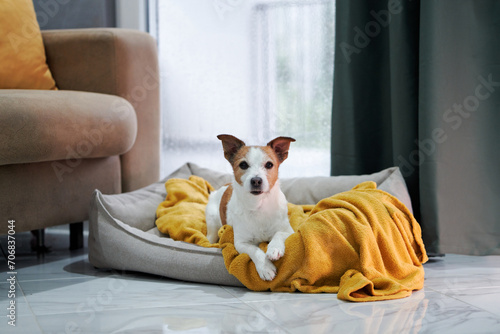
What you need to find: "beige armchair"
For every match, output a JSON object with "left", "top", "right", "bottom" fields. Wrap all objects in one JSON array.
[{"left": 0, "top": 28, "right": 160, "bottom": 248}]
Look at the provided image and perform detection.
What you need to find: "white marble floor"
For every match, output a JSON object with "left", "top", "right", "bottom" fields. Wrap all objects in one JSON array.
[{"left": 1, "top": 226, "right": 500, "bottom": 334}]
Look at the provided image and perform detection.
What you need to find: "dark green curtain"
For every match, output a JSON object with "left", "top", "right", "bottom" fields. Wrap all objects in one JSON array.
[{"left": 332, "top": 0, "right": 500, "bottom": 255}]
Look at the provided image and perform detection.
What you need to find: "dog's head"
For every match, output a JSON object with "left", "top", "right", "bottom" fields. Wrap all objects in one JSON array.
[{"left": 217, "top": 134, "right": 295, "bottom": 195}]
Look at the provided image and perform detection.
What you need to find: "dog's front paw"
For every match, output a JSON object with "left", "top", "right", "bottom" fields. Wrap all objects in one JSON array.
[
  {"left": 255, "top": 259, "right": 277, "bottom": 281},
  {"left": 266, "top": 246, "right": 285, "bottom": 261},
  {"left": 206, "top": 230, "right": 219, "bottom": 244}
]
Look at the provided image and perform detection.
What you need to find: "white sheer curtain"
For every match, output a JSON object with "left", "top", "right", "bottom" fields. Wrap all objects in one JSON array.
[{"left": 149, "top": 0, "right": 335, "bottom": 178}]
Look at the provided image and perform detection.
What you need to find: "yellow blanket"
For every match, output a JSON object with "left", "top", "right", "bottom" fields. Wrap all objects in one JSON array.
[{"left": 156, "top": 176, "right": 428, "bottom": 302}]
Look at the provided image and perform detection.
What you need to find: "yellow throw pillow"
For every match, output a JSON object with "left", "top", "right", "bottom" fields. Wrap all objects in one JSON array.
[{"left": 0, "top": 0, "right": 57, "bottom": 90}]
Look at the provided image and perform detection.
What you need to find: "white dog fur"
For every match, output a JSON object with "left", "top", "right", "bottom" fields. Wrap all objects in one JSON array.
[{"left": 205, "top": 134, "right": 295, "bottom": 281}]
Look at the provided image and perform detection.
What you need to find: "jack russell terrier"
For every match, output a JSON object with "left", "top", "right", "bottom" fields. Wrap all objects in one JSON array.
[{"left": 205, "top": 134, "right": 295, "bottom": 281}]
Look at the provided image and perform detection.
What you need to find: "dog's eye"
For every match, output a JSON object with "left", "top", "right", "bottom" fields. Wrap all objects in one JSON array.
[
  {"left": 265, "top": 161, "right": 274, "bottom": 169},
  {"left": 239, "top": 161, "right": 249, "bottom": 170}
]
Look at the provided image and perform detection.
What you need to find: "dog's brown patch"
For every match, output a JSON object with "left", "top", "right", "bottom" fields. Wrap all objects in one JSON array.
[
  {"left": 231, "top": 146, "right": 250, "bottom": 186},
  {"left": 260, "top": 146, "right": 280, "bottom": 189},
  {"left": 219, "top": 184, "right": 233, "bottom": 226}
]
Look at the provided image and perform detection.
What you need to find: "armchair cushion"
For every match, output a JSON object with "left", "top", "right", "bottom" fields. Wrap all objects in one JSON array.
[
  {"left": 42, "top": 28, "right": 161, "bottom": 192},
  {"left": 0, "top": 0, "right": 57, "bottom": 90},
  {"left": 0, "top": 90, "right": 137, "bottom": 166}
]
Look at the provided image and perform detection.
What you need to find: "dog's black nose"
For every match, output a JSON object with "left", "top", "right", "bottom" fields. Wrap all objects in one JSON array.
[{"left": 251, "top": 177, "right": 263, "bottom": 187}]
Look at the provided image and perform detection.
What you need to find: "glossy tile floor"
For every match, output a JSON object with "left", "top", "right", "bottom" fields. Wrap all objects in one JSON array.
[{"left": 1, "top": 226, "right": 500, "bottom": 334}]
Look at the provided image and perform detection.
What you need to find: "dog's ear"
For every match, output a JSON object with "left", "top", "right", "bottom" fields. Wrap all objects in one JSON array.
[
  {"left": 267, "top": 137, "right": 295, "bottom": 163},
  {"left": 217, "top": 134, "right": 246, "bottom": 163}
]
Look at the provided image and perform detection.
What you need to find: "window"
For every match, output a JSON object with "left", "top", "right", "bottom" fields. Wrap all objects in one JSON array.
[{"left": 149, "top": 0, "right": 335, "bottom": 178}]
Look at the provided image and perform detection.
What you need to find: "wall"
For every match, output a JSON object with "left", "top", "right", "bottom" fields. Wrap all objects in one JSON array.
[{"left": 33, "top": 0, "right": 116, "bottom": 30}]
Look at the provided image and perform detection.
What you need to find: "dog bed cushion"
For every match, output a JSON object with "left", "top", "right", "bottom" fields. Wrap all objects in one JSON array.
[
  {"left": 155, "top": 176, "right": 427, "bottom": 301},
  {"left": 88, "top": 163, "right": 414, "bottom": 287}
]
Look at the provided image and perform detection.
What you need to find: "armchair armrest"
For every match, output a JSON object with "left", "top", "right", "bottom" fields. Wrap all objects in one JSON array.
[
  {"left": 42, "top": 28, "right": 160, "bottom": 192},
  {"left": 0, "top": 90, "right": 136, "bottom": 166}
]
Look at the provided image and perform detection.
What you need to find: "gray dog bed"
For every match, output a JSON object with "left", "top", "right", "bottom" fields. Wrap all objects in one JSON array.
[{"left": 88, "top": 163, "right": 413, "bottom": 286}]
